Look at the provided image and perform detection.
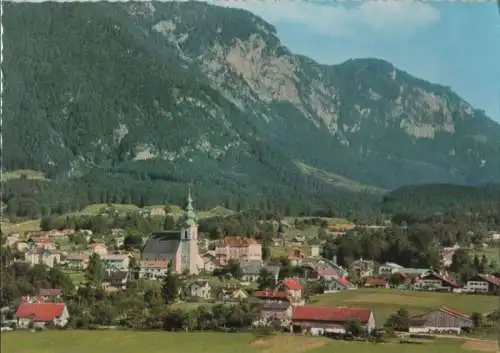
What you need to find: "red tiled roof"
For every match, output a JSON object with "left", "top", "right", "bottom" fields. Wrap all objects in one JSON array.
[
  {"left": 39, "top": 288, "right": 62, "bottom": 297},
  {"left": 219, "top": 236, "right": 260, "bottom": 247},
  {"left": 15, "top": 303, "right": 65, "bottom": 321},
  {"left": 478, "top": 274, "right": 500, "bottom": 286},
  {"left": 140, "top": 260, "right": 170, "bottom": 269},
  {"left": 335, "top": 277, "right": 350, "bottom": 287},
  {"left": 293, "top": 306, "right": 371, "bottom": 323},
  {"left": 282, "top": 278, "right": 303, "bottom": 290},
  {"left": 254, "top": 290, "right": 289, "bottom": 300},
  {"left": 317, "top": 268, "right": 339, "bottom": 277},
  {"left": 440, "top": 306, "right": 470, "bottom": 319}
]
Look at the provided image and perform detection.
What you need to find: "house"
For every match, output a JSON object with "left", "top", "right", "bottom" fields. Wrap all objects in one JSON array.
[
  {"left": 66, "top": 253, "right": 89, "bottom": 270},
  {"left": 101, "top": 254, "right": 130, "bottom": 270},
  {"left": 28, "top": 237, "right": 57, "bottom": 251},
  {"left": 364, "top": 277, "right": 389, "bottom": 288},
  {"left": 378, "top": 262, "right": 404, "bottom": 275},
  {"left": 323, "top": 277, "right": 355, "bottom": 293},
  {"left": 310, "top": 245, "right": 321, "bottom": 258},
  {"left": 150, "top": 207, "right": 167, "bottom": 217},
  {"left": 291, "top": 306, "right": 376, "bottom": 335},
  {"left": 419, "top": 271, "right": 460, "bottom": 291},
  {"left": 398, "top": 268, "right": 430, "bottom": 278},
  {"left": 279, "top": 278, "right": 304, "bottom": 306},
  {"left": 215, "top": 236, "right": 262, "bottom": 265},
  {"left": 409, "top": 306, "right": 473, "bottom": 334},
  {"left": 15, "top": 303, "right": 69, "bottom": 329},
  {"left": 219, "top": 288, "right": 249, "bottom": 302},
  {"left": 312, "top": 267, "right": 342, "bottom": 281},
  {"left": 189, "top": 280, "right": 212, "bottom": 299},
  {"left": 464, "top": 274, "right": 500, "bottom": 294},
  {"left": 24, "top": 248, "right": 61, "bottom": 268},
  {"left": 88, "top": 243, "right": 108, "bottom": 256},
  {"left": 349, "top": 259, "right": 375, "bottom": 278},
  {"left": 240, "top": 260, "right": 280, "bottom": 283},
  {"left": 139, "top": 260, "right": 170, "bottom": 280},
  {"left": 288, "top": 249, "right": 306, "bottom": 266},
  {"left": 102, "top": 270, "right": 129, "bottom": 292},
  {"left": 38, "top": 289, "right": 62, "bottom": 301},
  {"left": 255, "top": 302, "right": 293, "bottom": 328}
]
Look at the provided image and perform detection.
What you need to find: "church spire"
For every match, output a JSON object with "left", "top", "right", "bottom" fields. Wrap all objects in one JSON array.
[{"left": 184, "top": 186, "right": 196, "bottom": 226}]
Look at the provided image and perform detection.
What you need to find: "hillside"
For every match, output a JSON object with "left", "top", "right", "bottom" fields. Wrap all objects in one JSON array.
[{"left": 3, "top": 1, "right": 500, "bottom": 214}]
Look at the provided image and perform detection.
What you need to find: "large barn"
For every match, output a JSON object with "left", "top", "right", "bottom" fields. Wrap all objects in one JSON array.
[{"left": 409, "top": 306, "right": 473, "bottom": 334}]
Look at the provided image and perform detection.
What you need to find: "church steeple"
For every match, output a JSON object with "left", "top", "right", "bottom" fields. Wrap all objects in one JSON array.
[{"left": 184, "top": 187, "right": 197, "bottom": 226}]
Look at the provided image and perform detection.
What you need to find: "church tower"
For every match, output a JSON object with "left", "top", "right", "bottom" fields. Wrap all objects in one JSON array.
[{"left": 180, "top": 188, "right": 202, "bottom": 274}]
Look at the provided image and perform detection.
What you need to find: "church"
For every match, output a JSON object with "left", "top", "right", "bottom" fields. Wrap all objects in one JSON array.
[{"left": 141, "top": 191, "right": 204, "bottom": 275}]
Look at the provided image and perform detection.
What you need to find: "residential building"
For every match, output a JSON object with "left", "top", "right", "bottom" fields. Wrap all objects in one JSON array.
[
  {"left": 240, "top": 260, "right": 279, "bottom": 283},
  {"left": 101, "top": 254, "right": 130, "bottom": 270},
  {"left": 219, "top": 288, "right": 248, "bottom": 302},
  {"left": 291, "top": 306, "right": 376, "bottom": 335},
  {"left": 102, "top": 270, "right": 129, "bottom": 292},
  {"left": 255, "top": 302, "right": 293, "bottom": 328},
  {"left": 312, "top": 267, "right": 342, "bottom": 281},
  {"left": 140, "top": 191, "right": 204, "bottom": 275},
  {"left": 409, "top": 306, "right": 473, "bottom": 334},
  {"left": 215, "top": 236, "right": 262, "bottom": 265},
  {"left": 419, "top": 271, "right": 460, "bottom": 291},
  {"left": 378, "top": 262, "right": 404, "bottom": 275},
  {"left": 464, "top": 274, "right": 500, "bottom": 294},
  {"left": 288, "top": 249, "right": 306, "bottom": 266},
  {"left": 254, "top": 290, "right": 290, "bottom": 304},
  {"left": 323, "top": 277, "right": 355, "bottom": 293},
  {"left": 350, "top": 259, "right": 375, "bottom": 278},
  {"left": 28, "top": 237, "right": 57, "bottom": 251},
  {"left": 279, "top": 278, "right": 304, "bottom": 306},
  {"left": 24, "top": 248, "right": 61, "bottom": 268},
  {"left": 139, "top": 260, "right": 170, "bottom": 280},
  {"left": 15, "top": 303, "right": 69, "bottom": 329},
  {"left": 66, "top": 253, "right": 89, "bottom": 270},
  {"left": 310, "top": 245, "right": 321, "bottom": 258},
  {"left": 189, "top": 280, "right": 212, "bottom": 299}
]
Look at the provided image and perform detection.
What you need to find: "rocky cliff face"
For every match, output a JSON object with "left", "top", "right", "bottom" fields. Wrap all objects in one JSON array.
[{"left": 3, "top": 1, "right": 500, "bottom": 192}]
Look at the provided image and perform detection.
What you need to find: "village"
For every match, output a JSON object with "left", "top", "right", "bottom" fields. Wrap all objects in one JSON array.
[{"left": 2, "top": 192, "right": 500, "bottom": 343}]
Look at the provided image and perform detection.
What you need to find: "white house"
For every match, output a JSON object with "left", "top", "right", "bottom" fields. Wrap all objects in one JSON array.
[
  {"left": 15, "top": 302, "right": 69, "bottom": 329},
  {"left": 189, "top": 280, "right": 212, "bottom": 299}
]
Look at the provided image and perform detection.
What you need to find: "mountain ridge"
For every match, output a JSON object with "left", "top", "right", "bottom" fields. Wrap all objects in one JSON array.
[{"left": 3, "top": 1, "right": 500, "bottom": 208}]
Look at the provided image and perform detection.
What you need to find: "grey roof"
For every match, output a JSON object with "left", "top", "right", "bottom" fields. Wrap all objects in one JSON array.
[
  {"left": 141, "top": 231, "right": 181, "bottom": 261},
  {"left": 241, "top": 260, "right": 263, "bottom": 275},
  {"left": 103, "top": 271, "right": 128, "bottom": 282}
]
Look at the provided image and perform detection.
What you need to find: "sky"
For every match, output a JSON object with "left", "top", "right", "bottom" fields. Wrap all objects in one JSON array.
[
  {"left": 206, "top": 0, "right": 500, "bottom": 122},
  {"left": 5, "top": 0, "right": 500, "bottom": 121}
]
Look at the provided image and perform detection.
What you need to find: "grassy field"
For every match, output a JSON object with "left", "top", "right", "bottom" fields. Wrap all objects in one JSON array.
[
  {"left": 2, "top": 169, "right": 47, "bottom": 181},
  {"left": 1, "top": 219, "right": 41, "bottom": 234},
  {"left": 1, "top": 331, "right": 493, "bottom": 353},
  {"left": 311, "top": 289, "right": 497, "bottom": 324},
  {"left": 80, "top": 203, "right": 140, "bottom": 214},
  {"left": 472, "top": 247, "right": 497, "bottom": 263}
]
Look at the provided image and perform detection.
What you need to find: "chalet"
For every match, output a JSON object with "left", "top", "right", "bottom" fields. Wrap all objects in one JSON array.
[
  {"left": 139, "top": 260, "right": 170, "bottom": 280},
  {"left": 419, "top": 271, "right": 460, "bottom": 291},
  {"left": 409, "top": 306, "right": 473, "bottom": 335},
  {"left": 255, "top": 302, "right": 293, "bottom": 328},
  {"left": 364, "top": 277, "right": 389, "bottom": 288},
  {"left": 464, "top": 274, "right": 500, "bottom": 294},
  {"left": 292, "top": 306, "right": 376, "bottom": 335},
  {"left": 189, "top": 280, "right": 212, "bottom": 299},
  {"left": 38, "top": 289, "right": 62, "bottom": 301},
  {"left": 102, "top": 270, "right": 129, "bottom": 292},
  {"left": 15, "top": 302, "right": 70, "bottom": 329}
]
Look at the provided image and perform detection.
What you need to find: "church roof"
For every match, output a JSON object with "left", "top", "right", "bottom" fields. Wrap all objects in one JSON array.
[{"left": 141, "top": 231, "right": 182, "bottom": 261}]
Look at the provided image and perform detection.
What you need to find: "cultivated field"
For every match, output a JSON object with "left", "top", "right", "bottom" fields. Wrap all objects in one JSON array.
[
  {"left": 311, "top": 289, "right": 497, "bottom": 324},
  {"left": 1, "top": 331, "right": 491, "bottom": 353}
]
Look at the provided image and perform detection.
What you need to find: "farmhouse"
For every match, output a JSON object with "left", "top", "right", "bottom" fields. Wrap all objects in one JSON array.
[
  {"left": 15, "top": 302, "right": 70, "bottom": 329},
  {"left": 409, "top": 306, "right": 473, "bottom": 335},
  {"left": 292, "top": 306, "right": 376, "bottom": 335},
  {"left": 465, "top": 274, "right": 500, "bottom": 294}
]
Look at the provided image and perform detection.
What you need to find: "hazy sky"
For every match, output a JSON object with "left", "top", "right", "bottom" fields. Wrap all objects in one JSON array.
[
  {"left": 7, "top": 0, "right": 500, "bottom": 122},
  {"left": 208, "top": 0, "right": 500, "bottom": 122}
]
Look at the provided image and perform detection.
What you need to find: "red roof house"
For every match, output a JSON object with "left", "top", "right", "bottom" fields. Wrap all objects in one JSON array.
[
  {"left": 282, "top": 278, "right": 304, "bottom": 291},
  {"left": 364, "top": 277, "right": 388, "bottom": 288},
  {"left": 15, "top": 303, "right": 70, "bottom": 328},
  {"left": 292, "top": 306, "right": 376, "bottom": 334},
  {"left": 254, "top": 290, "right": 289, "bottom": 301}
]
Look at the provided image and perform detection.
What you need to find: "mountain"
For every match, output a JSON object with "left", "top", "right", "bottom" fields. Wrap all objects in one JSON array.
[{"left": 3, "top": 1, "right": 500, "bottom": 212}]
